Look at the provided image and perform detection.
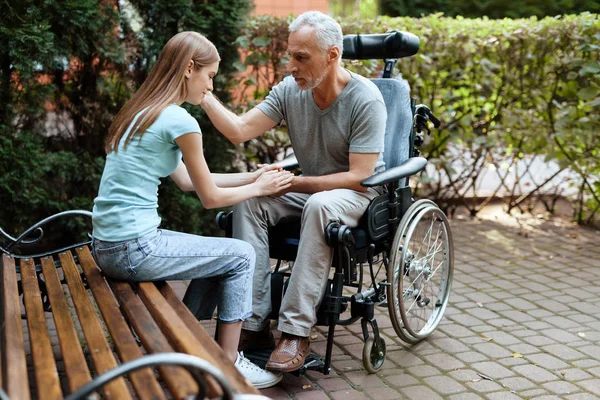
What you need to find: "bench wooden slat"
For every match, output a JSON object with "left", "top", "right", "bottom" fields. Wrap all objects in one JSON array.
[
  {"left": 136, "top": 282, "right": 227, "bottom": 397},
  {"left": 1, "top": 254, "right": 31, "bottom": 400},
  {"left": 157, "top": 282, "right": 260, "bottom": 395},
  {"left": 0, "top": 323, "right": 2, "bottom": 392},
  {"left": 108, "top": 279, "right": 201, "bottom": 399},
  {"left": 75, "top": 247, "right": 167, "bottom": 400},
  {"left": 41, "top": 256, "right": 98, "bottom": 395},
  {"left": 138, "top": 282, "right": 260, "bottom": 396},
  {"left": 21, "top": 258, "right": 63, "bottom": 400},
  {"left": 58, "top": 251, "right": 132, "bottom": 400}
]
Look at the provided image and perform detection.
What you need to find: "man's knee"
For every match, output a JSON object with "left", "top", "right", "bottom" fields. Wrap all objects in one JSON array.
[
  {"left": 303, "top": 191, "right": 334, "bottom": 215},
  {"left": 234, "top": 196, "right": 272, "bottom": 217}
]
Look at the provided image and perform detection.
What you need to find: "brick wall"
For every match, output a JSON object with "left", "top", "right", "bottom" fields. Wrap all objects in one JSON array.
[{"left": 252, "top": 0, "right": 329, "bottom": 17}]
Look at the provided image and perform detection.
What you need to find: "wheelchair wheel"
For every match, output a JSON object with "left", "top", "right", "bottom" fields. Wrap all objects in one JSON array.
[
  {"left": 362, "top": 336, "right": 386, "bottom": 374},
  {"left": 387, "top": 201, "right": 453, "bottom": 343}
]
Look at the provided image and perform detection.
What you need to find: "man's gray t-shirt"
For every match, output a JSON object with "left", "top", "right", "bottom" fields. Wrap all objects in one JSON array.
[{"left": 256, "top": 71, "right": 386, "bottom": 176}]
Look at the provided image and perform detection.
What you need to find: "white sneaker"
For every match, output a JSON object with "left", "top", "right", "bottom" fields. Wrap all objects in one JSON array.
[{"left": 235, "top": 352, "right": 283, "bottom": 389}]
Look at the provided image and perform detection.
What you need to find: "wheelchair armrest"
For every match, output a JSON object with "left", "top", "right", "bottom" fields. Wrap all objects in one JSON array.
[
  {"left": 360, "top": 157, "right": 427, "bottom": 187},
  {"left": 275, "top": 153, "right": 299, "bottom": 171}
]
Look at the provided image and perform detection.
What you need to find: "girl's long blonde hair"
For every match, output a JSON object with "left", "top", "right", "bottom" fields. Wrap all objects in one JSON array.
[{"left": 105, "top": 32, "right": 220, "bottom": 153}]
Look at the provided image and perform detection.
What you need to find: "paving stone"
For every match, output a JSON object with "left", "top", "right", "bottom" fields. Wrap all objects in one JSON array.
[
  {"left": 485, "top": 391, "right": 523, "bottom": 400},
  {"left": 513, "top": 365, "right": 560, "bottom": 383},
  {"left": 455, "top": 352, "right": 489, "bottom": 363},
  {"left": 330, "top": 390, "right": 369, "bottom": 400},
  {"left": 524, "top": 321, "right": 555, "bottom": 331},
  {"left": 542, "top": 344, "right": 587, "bottom": 361},
  {"left": 401, "top": 385, "right": 445, "bottom": 400},
  {"left": 544, "top": 316, "right": 583, "bottom": 329},
  {"left": 448, "top": 393, "right": 485, "bottom": 400},
  {"left": 508, "top": 343, "right": 541, "bottom": 355},
  {"left": 384, "top": 373, "right": 418, "bottom": 388},
  {"left": 498, "top": 357, "right": 530, "bottom": 367},
  {"left": 472, "top": 343, "right": 513, "bottom": 359},
  {"left": 520, "top": 389, "right": 550, "bottom": 397},
  {"left": 498, "top": 377, "right": 536, "bottom": 391},
  {"left": 471, "top": 361, "right": 515, "bottom": 379},
  {"left": 472, "top": 325, "right": 498, "bottom": 333},
  {"left": 318, "top": 378, "right": 353, "bottom": 391},
  {"left": 524, "top": 335, "right": 557, "bottom": 346},
  {"left": 535, "top": 300, "right": 572, "bottom": 312},
  {"left": 479, "top": 331, "right": 521, "bottom": 345},
  {"left": 439, "top": 324, "right": 475, "bottom": 338},
  {"left": 386, "top": 351, "right": 424, "bottom": 367},
  {"left": 422, "top": 353, "right": 465, "bottom": 371},
  {"left": 407, "top": 365, "right": 441, "bottom": 378},
  {"left": 259, "top": 386, "right": 292, "bottom": 399},
  {"left": 542, "top": 381, "right": 582, "bottom": 395},
  {"left": 423, "top": 376, "right": 467, "bottom": 395},
  {"left": 449, "top": 314, "right": 486, "bottom": 327},
  {"left": 343, "top": 371, "right": 387, "bottom": 389},
  {"left": 465, "top": 380, "right": 504, "bottom": 393},
  {"left": 500, "top": 310, "right": 537, "bottom": 323},
  {"left": 578, "top": 380, "right": 600, "bottom": 395},
  {"left": 364, "top": 386, "right": 405, "bottom": 400},
  {"left": 525, "top": 353, "right": 570, "bottom": 369},
  {"left": 579, "top": 346, "right": 600, "bottom": 360},
  {"left": 565, "top": 393, "right": 600, "bottom": 400},
  {"left": 294, "top": 390, "right": 330, "bottom": 400},
  {"left": 511, "top": 329, "right": 537, "bottom": 338},
  {"left": 561, "top": 368, "right": 594, "bottom": 381},
  {"left": 431, "top": 338, "right": 471, "bottom": 353},
  {"left": 504, "top": 298, "right": 538, "bottom": 310},
  {"left": 450, "top": 369, "right": 482, "bottom": 382},
  {"left": 565, "top": 394, "right": 600, "bottom": 400},
  {"left": 528, "top": 309, "right": 555, "bottom": 318}
]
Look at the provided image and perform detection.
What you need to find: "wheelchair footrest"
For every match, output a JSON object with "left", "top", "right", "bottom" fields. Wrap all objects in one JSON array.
[{"left": 243, "top": 349, "right": 324, "bottom": 376}]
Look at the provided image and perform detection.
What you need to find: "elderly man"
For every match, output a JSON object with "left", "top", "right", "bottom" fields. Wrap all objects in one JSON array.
[{"left": 200, "top": 11, "right": 386, "bottom": 372}]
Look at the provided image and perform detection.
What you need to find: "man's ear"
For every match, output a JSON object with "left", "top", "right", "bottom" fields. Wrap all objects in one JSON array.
[
  {"left": 328, "top": 46, "right": 340, "bottom": 64},
  {"left": 184, "top": 60, "right": 194, "bottom": 79}
]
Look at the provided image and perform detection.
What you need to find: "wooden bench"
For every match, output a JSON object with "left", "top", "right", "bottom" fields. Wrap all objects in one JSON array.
[{"left": 0, "top": 211, "right": 262, "bottom": 400}]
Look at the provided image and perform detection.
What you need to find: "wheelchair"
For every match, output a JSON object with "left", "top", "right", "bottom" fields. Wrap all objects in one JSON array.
[{"left": 217, "top": 31, "right": 454, "bottom": 375}]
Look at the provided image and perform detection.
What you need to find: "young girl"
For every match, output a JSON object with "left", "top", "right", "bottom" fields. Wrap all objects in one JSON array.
[{"left": 91, "top": 31, "right": 291, "bottom": 389}]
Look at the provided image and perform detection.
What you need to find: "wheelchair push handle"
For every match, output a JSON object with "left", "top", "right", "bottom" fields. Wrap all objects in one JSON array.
[
  {"left": 414, "top": 104, "right": 441, "bottom": 131},
  {"left": 342, "top": 31, "right": 420, "bottom": 60}
]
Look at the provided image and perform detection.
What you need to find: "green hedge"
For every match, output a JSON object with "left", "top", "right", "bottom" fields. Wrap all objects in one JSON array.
[{"left": 235, "top": 13, "right": 600, "bottom": 223}]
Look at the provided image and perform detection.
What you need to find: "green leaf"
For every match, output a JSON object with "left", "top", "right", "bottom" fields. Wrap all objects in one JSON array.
[
  {"left": 251, "top": 37, "right": 271, "bottom": 47},
  {"left": 578, "top": 87, "right": 599, "bottom": 101},
  {"left": 579, "top": 61, "right": 600, "bottom": 76}
]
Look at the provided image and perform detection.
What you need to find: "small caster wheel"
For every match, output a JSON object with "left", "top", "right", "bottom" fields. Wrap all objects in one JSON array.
[{"left": 362, "top": 336, "right": 386, "bottom": 374}]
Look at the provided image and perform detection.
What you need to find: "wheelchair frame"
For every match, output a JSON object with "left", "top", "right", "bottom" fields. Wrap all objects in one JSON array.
[{"left": 217, "top": 31, "right": 454, "bottom": 376}]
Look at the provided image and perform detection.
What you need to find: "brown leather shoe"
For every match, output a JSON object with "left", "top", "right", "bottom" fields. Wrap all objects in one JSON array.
[
  {"left": 238, "top": 325, "right": 276, "bottom": 352},
  {"left": 265, "top": 333, "right": 310, "bottom": 372}
]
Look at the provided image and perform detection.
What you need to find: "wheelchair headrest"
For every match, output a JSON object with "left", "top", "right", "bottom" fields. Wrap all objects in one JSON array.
[{"left": 342, "top": 31, "right": 420, "bottom": 60}]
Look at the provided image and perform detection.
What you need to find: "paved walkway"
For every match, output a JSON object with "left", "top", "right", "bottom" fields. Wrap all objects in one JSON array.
[{"left": 201, "top": 213, "right": 600, "bottom": 399}]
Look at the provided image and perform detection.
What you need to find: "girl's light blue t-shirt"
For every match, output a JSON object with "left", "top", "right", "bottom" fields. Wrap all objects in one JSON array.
[{"left": 92, "top": 104, "right": 201, "bottom": 241}]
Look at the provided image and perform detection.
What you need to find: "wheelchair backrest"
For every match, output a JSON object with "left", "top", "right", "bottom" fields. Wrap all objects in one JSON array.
[
  {"left": 372, "top": 78, "right": 413, "bottom": 169},
  {"left": 342, "top": 32, "right": 418, "bottom": 169}
]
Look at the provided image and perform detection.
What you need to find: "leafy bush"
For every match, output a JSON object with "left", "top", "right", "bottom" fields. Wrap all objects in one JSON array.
[{"left": 233, "top": 13, "right": 600, "bottom": 223}]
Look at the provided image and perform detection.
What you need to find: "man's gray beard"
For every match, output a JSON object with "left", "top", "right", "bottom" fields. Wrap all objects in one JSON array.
[{"left": 297, "top": 68, "right": 328, "bottom": 90}]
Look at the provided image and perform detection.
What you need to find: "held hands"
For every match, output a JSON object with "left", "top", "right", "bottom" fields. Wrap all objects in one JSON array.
[
  {"left": 254, "top": 169, "right": 294, "bottom": 197},
  {"left": 252, "top": 163, "right": 283, "bottom": 181}
]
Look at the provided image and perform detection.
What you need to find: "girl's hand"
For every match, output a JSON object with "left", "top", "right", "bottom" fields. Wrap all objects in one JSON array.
[
  {"left": 254, "top": 170, "right": 294, "bottom": 197},
  {"left": 252, "top": 163, "right": 283, "bottom": 181}
]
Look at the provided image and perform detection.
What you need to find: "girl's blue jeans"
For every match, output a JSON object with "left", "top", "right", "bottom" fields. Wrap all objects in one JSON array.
[{"left": 91, "top": 229, "right": 254, "bottom": 323}]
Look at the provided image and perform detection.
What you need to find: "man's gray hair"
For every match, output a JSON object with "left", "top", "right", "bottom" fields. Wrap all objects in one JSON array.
[{"left": 289, "top": 11, "right": 343, "bottom": 58}]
